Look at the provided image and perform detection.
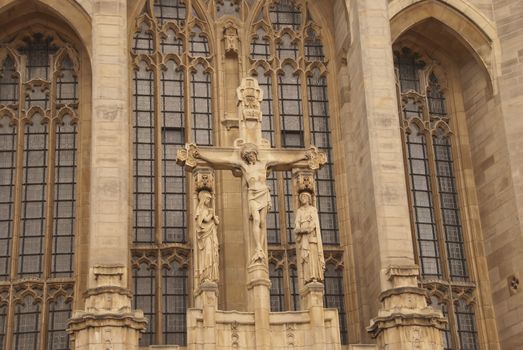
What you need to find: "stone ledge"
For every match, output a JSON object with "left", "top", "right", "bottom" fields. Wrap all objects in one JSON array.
[
  {"left": 378, "top": 286, "right": 427, "bottom": 302},
  {"left": 83, "top": 285, "right": 133, "bottom": 298},
  {"left": 367, "top": 310, "right": 447, "bottom": 337},
  {"left": 67, "top": 310, "right": 147, "bottom": 333}
]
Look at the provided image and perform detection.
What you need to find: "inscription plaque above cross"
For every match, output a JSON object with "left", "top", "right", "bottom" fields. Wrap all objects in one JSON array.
[{"left": 177, "top": 77, "right": 326, "bottom": 265}]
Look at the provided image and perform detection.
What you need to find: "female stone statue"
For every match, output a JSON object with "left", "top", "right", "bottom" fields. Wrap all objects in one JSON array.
[
  {"left": 195, "top": 190, "right": 219, "bottom": 283},
  {"left": 294, "top": 192, "right": 325, "bottom": 283}
]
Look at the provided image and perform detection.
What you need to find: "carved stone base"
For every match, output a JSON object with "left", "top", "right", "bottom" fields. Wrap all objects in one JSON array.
[
  {"left": 300, "top": 281, "right": 324, "bottom": 309},
  {"left": 187, "top": 308, "right": 341, "bottom": 349},
  {"left": 367, "top": 265, "right": 446, "bottom": 350},
  {"left": 67, "top": 265, "right": 147, "bottom": 349}
]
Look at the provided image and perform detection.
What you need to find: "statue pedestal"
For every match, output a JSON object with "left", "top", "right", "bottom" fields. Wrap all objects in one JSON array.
[
  {"left": 67, "top": 265, "right": 147, "bottom": 350},
  {"left": 247, "top": 263, "right": 272, "bottom": 350},
  {"left": 193, "top": 282, "right": 218, "bottom": 350},
  {"left": 367, "top": 265, "right": 447, "bottom": 350}
]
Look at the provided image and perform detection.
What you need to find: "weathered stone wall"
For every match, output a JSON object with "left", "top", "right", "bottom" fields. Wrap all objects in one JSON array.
[{"left": 485, "top": 0, "right": 523, "bottom": 348}]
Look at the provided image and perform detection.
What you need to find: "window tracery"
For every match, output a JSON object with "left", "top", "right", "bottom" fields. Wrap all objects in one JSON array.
[
  {"left": 394, "top": 46, "right": 479, "bottom": 350},
  {"left": 0, "top": 28, "right": 79, "bottom": 350},
  {"left": 130, "top": 0, "right": 348, "bottom": 346},
  {"left": 131, "top": 0, "right": 214, "bottom": 345}
]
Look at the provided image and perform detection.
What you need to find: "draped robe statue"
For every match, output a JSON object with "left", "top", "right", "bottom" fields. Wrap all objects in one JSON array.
[
  {"left": 294, "top": 192, "right": 325, "bottom": 283},
  {"left": 195, "top": 190, "right": 220, "bottom": 283}
]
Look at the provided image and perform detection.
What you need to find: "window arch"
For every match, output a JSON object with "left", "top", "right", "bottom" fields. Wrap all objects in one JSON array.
[
  {"left": 130, "top": 0, "right": 215, "bottom": 346},
  {"left": 0, "top": 27, "right": 81, "bottom": 350},
  {"left": 394, "top": 46, "right": 479, "bottom": 350},
  {"left": 248, "top": 0, "right": 347, "bottom": 344}
]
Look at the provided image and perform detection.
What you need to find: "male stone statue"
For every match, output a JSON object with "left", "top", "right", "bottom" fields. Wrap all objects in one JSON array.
[{"left": 294, "top": 191, "right": 325, "bottom": 283}]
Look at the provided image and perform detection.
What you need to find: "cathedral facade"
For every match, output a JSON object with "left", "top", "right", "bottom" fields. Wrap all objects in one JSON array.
[{"left": 0, "top": 0, "right": 521, "bottom": 349}]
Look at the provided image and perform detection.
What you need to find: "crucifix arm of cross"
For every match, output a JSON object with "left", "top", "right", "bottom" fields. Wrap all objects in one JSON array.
[
  {"left": 265, "top": 145, "right": 327, "bottom": 171},
  {"left": 176, "top": 143, "right": 241, "bottom": 171}
]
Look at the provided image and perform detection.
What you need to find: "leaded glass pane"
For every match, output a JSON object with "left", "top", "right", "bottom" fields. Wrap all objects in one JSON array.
[
  {"left": 19, "top": 115, "right": 48, "bottom": 278},
  {"left": 133, "top": 61, "right": 156, "bottom": 243},
  {"left": 13, "top": 296, "right": 41, "bottom": 350},
  {"left": 189, "top": 26, "right": 210, "bottom": 57},
  {"left": 191, "top": 65, "right": 212, "bottom": 145},
  {"left": 251, "top": 28, "right": 270, "bottom": 60},
  {"left": 0, "top": 117, "right": 16, "bottom": 280},
  {"left": 0, "top": 305, "right": 5, "bottom": 348},
  {"left": 56, "top": 57, "right": 78, "bottom": 107},
  {"left": 324, "top": 265, "right": 347, "bottom": 345},
  {"left": 276, "top": 33, "right": 298, "bottom": 59},
  {"left": 161, "top": 29, "right": 183, "bottom": 55},
  {"left": 20, "top": 33, "right": 57, "bottom": 81},
  {"left": 406, "top": 124, "right": 442, "bottom": 279},
  {"left": 133, "top": 263, "right": 156, "bottom": 346},
  {"left": 162, "top": 61, "right": 186, "bottom": 243},
  {"left": 433, "top": 131, "right": 468, "bottom": 281},
  {"left": 269, "top": 0, "right": 301, "bottom": 30},
  {"left": 162, "top": 261, "right": 187, "bottom": 345},
  {"left": 289, "top": 266, "right": 299, "bottom": 311},
  {"left": 267, "top": 173, "right": 280, "bottom": 244},
  {"left": 308, "top": 71, "right": 338, "bottom": 244},
  {"left": 428, "top": 73, "right": 447, "bottom": 119},
  {"left": 51, "top": 118, "right": 77, "bottom": 277},
  {"left": 305, "top": 28, "right": 324, "bottom": 62},
  {"left": 154, "top": 0, "right": 187, "bottom": 25},
  {"left": 0, "top": 57, "right": 19, "bottom": 106},
  {"left": 47, "top": 296, "right": 71, "bottom": 350},
  {"left": 269, "top": 263, "right": 284, "bottom": 312},
  {"left": 279, "top": 65, "right": 303, "bottom": 147},
  {"left": 395, "top": 48, "right": 424, "bottom": 93},
  {"left": 133, "top": 22, "right": 154, "bottom": 55},
  {"left": 456, "top": 300, "right": 479, "bottom": 350}
]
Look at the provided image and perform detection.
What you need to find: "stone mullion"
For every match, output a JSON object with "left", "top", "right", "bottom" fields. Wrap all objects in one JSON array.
[
  {"left": 399, "top": 94, "right": 422, "bottom": 268},
  {"left": 5, "top": 54, "right": 26, "bottom": 350},
  {"left": 445, "top": 292, "right": 460, "bottom": 349},
  {"left": 43, "top": 62, "right": 58, "bottom": 282},
  {"left": 155, "top": 253, "right": 163, "bottom": 344},
  {"left": 153, "top": 31, "right": 163, "bottom": 246},
  {"left": 282, "top": 250, "right": 292, "bottom": 310},
  {"left": 298, "top": 36, "right": 311, "bottom": 147},
  {"left": 39, "top": 69, "right": 57, "bottom": 349},
  {"left": 38, "top": 285, "right": 49, "bottom": 350},
  {"left": 268, "top": 56, "right": 288, "bottom": 246},
  {"left": 10, "top": 55, "right": 27, "bottom": 282},
  {"left": 423, "top": 106, "right": 451, "bottom": 283}
]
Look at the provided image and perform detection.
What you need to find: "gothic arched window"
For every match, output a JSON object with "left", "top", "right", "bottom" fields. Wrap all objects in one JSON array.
[
  {"left": 394, "top": 47, "right": 479, "bottom": 350},
  {"left": 249, "top": 0, "right": 347, "bottom": 344},
  {"left": 0, "top": 29, "right": 80, "bottom": 350},
  {"left": 131, "top": 0, "right": 214, "bottom": 346}
]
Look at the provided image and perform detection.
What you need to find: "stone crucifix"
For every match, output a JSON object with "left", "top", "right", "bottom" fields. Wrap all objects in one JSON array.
[{"left": 177, "top": 77, "right": 326, "bottom": 265}]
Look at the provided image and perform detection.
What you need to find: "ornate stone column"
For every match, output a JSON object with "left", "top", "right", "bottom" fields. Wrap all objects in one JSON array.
[
  {"left": 344, "top": 0, "right": 446, "bottom": 347},
  {"left": 67, "top": 0, "right": 146, "bottom": 348}
]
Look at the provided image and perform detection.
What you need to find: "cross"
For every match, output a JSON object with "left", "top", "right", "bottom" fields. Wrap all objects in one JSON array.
[{"left": 177, "top": 77, "right": 326, "bottom": 265}]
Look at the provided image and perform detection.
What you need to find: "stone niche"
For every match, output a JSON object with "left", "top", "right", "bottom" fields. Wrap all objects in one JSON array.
[{"left": 187, "top": 308, "right": 341, "bottom": 349}]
